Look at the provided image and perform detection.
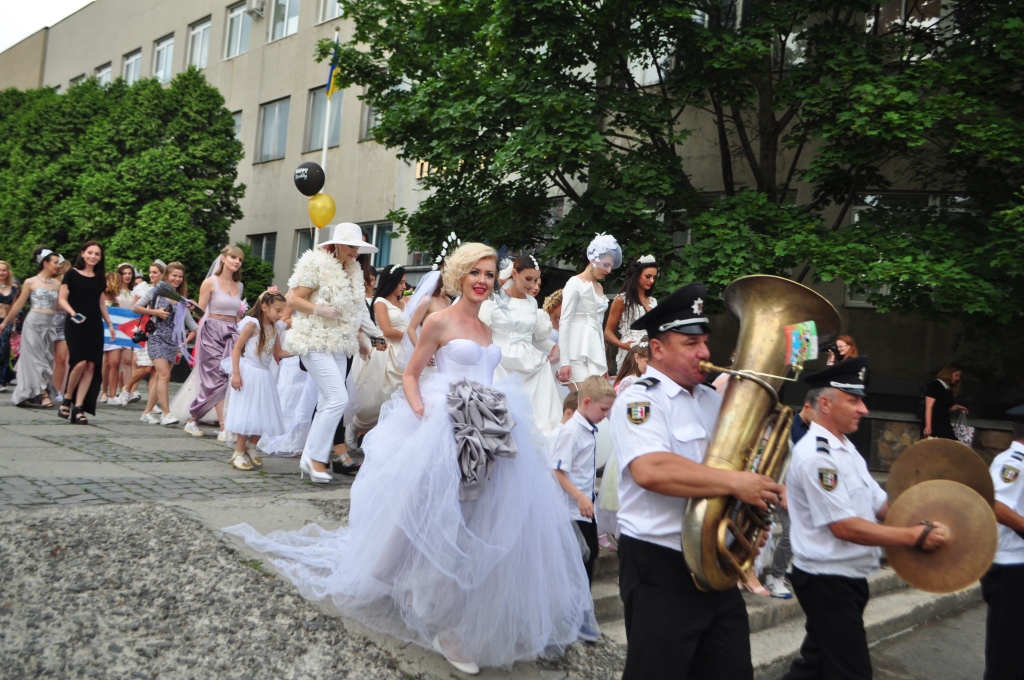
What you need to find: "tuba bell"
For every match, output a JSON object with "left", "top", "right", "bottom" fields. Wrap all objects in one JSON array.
[{"left": 682, "top": 275, "right": 840, "bottom": 591}]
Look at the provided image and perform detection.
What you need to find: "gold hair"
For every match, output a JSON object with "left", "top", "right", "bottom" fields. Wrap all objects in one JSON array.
[
  {"left": 577, "top": 375, "right": 616, "bottom": 402},
  {"left": 441, "top": 243, "right": 498, "bottom": 296}
]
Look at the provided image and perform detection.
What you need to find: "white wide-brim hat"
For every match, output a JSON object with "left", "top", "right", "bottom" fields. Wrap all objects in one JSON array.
[{"left": 318, "top": 222, "right": 379, "bottom": 254}]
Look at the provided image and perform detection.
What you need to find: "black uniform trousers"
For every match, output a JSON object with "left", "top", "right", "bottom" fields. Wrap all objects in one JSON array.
[
  {"left": 980, "top": 562, "right": 1024, "bottom": 680},
  {"left": 781, "top": 567, "right": 872, "bottom": 680},
  {"left": 618, "top": 534, "right": 752, "bottom": 680}
]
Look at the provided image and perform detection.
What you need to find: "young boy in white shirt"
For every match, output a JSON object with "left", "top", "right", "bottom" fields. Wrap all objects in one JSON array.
[{"left": 551, "top": 375, "right": 616, "bottom": 584}]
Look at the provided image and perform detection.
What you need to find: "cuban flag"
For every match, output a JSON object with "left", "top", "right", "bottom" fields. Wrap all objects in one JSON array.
[{"left": 108, "top": 307, "right": 143, "bottom": 349}]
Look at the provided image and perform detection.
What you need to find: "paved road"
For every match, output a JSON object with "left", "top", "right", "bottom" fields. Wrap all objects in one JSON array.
[
  {"left": 0, "top": 385, "right": 346, "bottom": 510},
  {"left": 873, "top": 601, "right": 986, "bottom": 680}
]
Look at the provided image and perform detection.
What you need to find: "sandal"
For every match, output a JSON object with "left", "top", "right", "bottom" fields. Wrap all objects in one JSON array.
[
  {"left": 39, "top": 397, "right": 55, "bottom": 409},
  {"left": 69, "top": 406, "right": 89, "bottom": 425},
  {"left": 331, "top": 454, "right": 361, "bottom": 476},
  {"left": 58, "top": 404, "right": 71, "bottom": 420}
]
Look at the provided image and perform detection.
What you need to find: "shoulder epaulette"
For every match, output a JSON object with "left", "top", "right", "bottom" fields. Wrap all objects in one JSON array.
[
  {"left": 635, "top": 377, "right": 660, "bottom": 389},
  {"left": 816, "top": 436, "right": 831, "bottom": 456},
  {"left": 1011, "top": 452, "right": 1024, "bottom": 462}
]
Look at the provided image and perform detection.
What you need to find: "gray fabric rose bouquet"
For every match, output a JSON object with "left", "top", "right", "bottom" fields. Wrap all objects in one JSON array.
[{"left": 447, "top": 379, "right": 518, "bottom": 501}]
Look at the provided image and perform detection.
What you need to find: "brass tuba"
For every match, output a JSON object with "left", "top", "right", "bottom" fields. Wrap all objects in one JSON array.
[{"left": 682, "top": 275, "right": 840, "bottom": 591}]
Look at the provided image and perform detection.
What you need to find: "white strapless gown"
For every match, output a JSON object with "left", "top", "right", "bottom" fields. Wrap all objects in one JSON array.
[{"left": 225, "top": 339, "right": 596, "bottom": 667}]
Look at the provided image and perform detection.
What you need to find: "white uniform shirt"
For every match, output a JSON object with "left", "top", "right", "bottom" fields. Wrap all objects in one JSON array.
[
  {"left": 788, "top": 422, "right": 887, "bottom": 578},
  {"left": 990, "top": 441, "right": 1024, "bottom": 565},
  {"left": 551, "top": 411, "right": 599, "bottom": 523},
  {"left": 610, "top": 366, "right": 722, "bottom": 552}
]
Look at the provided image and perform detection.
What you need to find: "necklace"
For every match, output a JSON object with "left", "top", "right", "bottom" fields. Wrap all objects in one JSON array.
[{"left": 39, "top": 276, "right": 54, "bottom": 284}]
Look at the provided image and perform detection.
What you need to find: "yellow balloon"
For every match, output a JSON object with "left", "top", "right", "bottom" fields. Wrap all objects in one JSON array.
[{"left": 308, "top": 193, "right": 336, "bottom": 229}]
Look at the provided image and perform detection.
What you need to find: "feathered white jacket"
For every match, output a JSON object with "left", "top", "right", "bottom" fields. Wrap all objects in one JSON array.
[{"left": 283, "top": 248, "right": 363, "bottom": 356}]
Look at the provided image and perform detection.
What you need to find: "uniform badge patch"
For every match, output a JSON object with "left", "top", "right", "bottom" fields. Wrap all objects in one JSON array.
[
  {"left": 818, "top": 468, "right": 838, "bottom": 491},
  {"left": 1002, "top": 465, "right": 1020, "bottom": 483},
  {"left": 626, "top": 402, "right": 651, "bottom": 425}
]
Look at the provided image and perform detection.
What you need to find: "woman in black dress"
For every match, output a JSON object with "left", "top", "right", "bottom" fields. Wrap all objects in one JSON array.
[
  {"left": 923, "top": 362, "right": 969, "bottom": 440},
  {"left": 58, "top": 241, "right": 117, "bottom": 424}
]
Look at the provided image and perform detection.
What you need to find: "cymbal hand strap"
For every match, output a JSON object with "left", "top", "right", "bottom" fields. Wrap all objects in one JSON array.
[{"left": 914, "top": 520, "right": 935, "bottom": 550}]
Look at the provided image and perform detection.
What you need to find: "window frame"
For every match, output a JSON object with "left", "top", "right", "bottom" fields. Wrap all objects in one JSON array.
[
  {"left": 123, "top": 49, "right": 142, "bottom": 85},
  {"left": 69, "top": 74, "right": 86, "bottom": 88},
  {"left": 188, "top": 18, "right": 212, "bottom": 69},
  {"left": 232, "top": 110, "right": 243, "bottom": 141},
  {"left": 153, "top": 35, "right": 175, "bottom": 84},
  {"left": 304, "top": 88, "right": 343, "bottom": 153},
  {"left": 248, "top": 232, "right": 278, "bottom": 266},
  {"left": 359, "top": 97, "right": 379, "bottom": 141},
  {"left": 270, "top": 0, "right": 301, "bottom": 42},
  {"left": 256, "top": 97, "right": 291, "bottom": 163},
  {"left": 225, "top": 2, "right": 252, "bottom": 59},
  {"left": 361, "top": 221, "right": 393, "bottom": 267},
  {"left": 319, "top": 0, "right": 343, "bottom": 23},
  {"left": 95, "top": 63, "right": 112, "bottom": 86},
  {"left": 295, "top": 228, "right": 315, "bottom": 262}
]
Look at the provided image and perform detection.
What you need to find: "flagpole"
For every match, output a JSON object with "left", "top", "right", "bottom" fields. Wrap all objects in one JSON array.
[{"left": 315, "top": 28, "right": 341, "bottom": 249}]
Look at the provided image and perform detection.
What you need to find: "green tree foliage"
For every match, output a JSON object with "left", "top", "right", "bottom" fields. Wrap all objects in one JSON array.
[
  {"left": 0, "top": 67, "right": 244, "bottom": 291},
  {"left": 320, "top": 0, "right": 1024, "bottom": 323}
]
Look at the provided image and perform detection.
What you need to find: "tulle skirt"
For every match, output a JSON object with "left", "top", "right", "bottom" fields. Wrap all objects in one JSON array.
[
  {"left": 223, "top": 360, "right": 285, "bottom": 437},
  {"left": 258, "top": 357, "right": 318, "bottom": 456},
  {"left": 226, "top": 372, "right": 596, "bottom": 667}
]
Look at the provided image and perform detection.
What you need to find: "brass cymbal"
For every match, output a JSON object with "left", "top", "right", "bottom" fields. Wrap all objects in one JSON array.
[
  {"left": 885, "top": 480, "right": 997, "bottom": 594},
  {"left": 887, "top": 438, "right": 994, "bottom": 507}
]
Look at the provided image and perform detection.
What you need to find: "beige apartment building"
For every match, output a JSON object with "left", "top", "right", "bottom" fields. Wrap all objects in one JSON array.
[{"left": 0, "top": 0, "right": 427, "bottom": 286}]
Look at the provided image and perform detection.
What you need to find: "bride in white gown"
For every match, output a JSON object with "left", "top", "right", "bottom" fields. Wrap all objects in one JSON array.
[
  {"left": 225, "top": 243, "right": 595, "bottom": 674},
  {"left": 479, "top": 254, "right": 562, "bottom": 434}
]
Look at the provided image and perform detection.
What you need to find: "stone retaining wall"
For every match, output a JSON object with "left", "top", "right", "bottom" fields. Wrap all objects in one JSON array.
[{"left": 866, "top": 411, "right": 1014, "bottom": 471}]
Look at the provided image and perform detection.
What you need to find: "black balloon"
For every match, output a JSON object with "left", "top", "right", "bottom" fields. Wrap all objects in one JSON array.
[{"left": 294, "top": 162, "right": 326, "bottom": 196}]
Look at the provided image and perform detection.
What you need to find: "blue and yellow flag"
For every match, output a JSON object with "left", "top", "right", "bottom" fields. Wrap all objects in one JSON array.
[{"left": 326, "top": 44, "right": 341, "bottom": 100}]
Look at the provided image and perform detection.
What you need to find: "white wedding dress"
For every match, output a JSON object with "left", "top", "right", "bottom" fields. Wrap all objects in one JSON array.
[
  {"left": 225, "top": 338, "right": 596, "bottom": 667},
  {"left": 481, "top": 296, "right": 563, "bottom": 434}
]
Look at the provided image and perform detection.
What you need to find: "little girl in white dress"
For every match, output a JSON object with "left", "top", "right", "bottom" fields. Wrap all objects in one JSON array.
[
  {"left": 225, "top": 244, "right": 594, "bottom": 674},
  {"left": 223, "top": 291, "right": 288, "bottom": 471}
]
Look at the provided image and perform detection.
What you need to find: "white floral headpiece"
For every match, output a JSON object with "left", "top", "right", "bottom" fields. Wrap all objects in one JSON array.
[
  {"left": 498, "top": 258, "right": 514, "bottom": 280},
  {"left": 36, "top": 249, "right": 54, "bottom": 263},
  {"left": 432, "top": 231, "right": 462, "bottom": 271},
  {"left": 587, "top": 233, "right": 622, "bottom": 269},
  {"left": 637, "top": 254, "right": 656, "bottom": 265}
]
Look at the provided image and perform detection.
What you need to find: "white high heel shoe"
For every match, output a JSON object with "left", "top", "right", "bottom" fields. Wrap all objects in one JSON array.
[
  {"left": 431, "top": 634, "right": 479, "bottom": 675},
  {"left": 299, "top": 456, "right": 332, "bottom": 484}
]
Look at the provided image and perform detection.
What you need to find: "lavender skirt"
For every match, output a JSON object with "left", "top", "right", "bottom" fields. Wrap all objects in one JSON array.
[{"left": 188, "top": 317, "right": 237, "bottom": 421}]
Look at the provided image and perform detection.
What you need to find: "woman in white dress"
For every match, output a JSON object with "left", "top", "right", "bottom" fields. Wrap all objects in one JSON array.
[
  {"left": 557, "top": 233, "right": 622, "bottom": 384},
  {"left": 348, "top": 265, "right": 407, "bottom": 446},
  {"left": 604, "top": 254, "right": 658, "bottom": 370},
  {"left": 480, "top": 254, "right": 562, "bottom": 434},
  {"left": 225, "top": 243, "right": 595, "bottom": 674},
  {"left": 257, "top": 311, "right": 318, "bottom": 458}
]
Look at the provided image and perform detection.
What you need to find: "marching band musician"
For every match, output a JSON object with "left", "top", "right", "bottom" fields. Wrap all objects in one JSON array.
[
  {"left": 610, "top": 282, "right": 783, "bottom": 680},
  {"left": 782, "top": 357, "right": 948, "bottom": 680},
  {"left": 980, "top": 404, "right": 1024, "bottom": 680}
]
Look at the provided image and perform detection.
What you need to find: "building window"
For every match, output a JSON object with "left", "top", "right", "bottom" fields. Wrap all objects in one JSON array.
[
  {"left": 320, "top": 0, "right": 343, "bottom": 22},
  {"left": 70, "top": 74, "right": 86, "bottom": 87},
  {"left": 188, "top": 19, "right": 212, "bottom": 68},
  {"left": 95, "top": 63, "right": 112, "bottom": 86},
  {"left": 154, "top": 35, "right": 175, "bottom": 83},
  {"left": 362, "top": 221, "right": 392, "bottom": 267},
  {"left": 360, "top": 99, "right": 380, "bottom": 141},
  {"left": 232, "top": 111, "right": 243, "bottom": 140},
  {"left": 415, "top": 160, "right": 431, "bottom": 179},
  {"left": 295, "top": 229, "right": 315, "bottom": 261},
  {"left": 226, "top": 3, "right": 251, "bottom": 58},
  {"left": 271, "top": 0, "right": 301, "bottom": 41},
  {"left": 249, "top": 233, "right": 277, "bottom": 266},
  {"left": 123, "top": 50, "right": 142, "bottom": 85},
  {"left": 304, "top": 89, "right": 343, "bottom": 152},
  {"left": 257, "top": 98, "right": 290, "bottom": 162}
]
